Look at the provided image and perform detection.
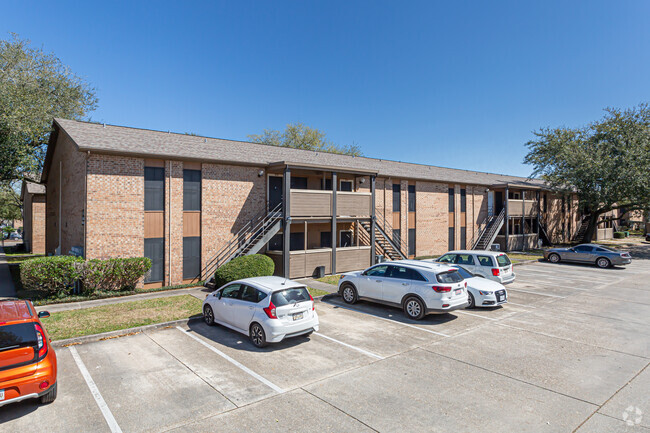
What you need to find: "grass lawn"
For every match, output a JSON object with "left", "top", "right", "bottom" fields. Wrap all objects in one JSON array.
[
  {"left": 316, "top": 275, "right": 341, "bottom": 285},
  {"left": 41, "top": 295, "right": 203, "bottom": 341},
  {"left": 307, "top": 287, "right": 330, "bottom": 297}
]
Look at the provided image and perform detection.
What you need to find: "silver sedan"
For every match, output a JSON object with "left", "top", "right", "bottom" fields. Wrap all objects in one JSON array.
[{"left": 543, "top": 244, "right": 632, "bottom": 268}]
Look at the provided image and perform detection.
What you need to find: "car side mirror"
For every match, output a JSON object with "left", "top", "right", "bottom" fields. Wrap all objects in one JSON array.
[{"left": 38, "top": 311, "right": 50, "bottom": 319}]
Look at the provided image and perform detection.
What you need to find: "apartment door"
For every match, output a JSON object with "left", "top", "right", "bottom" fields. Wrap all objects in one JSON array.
[
  {"left": 495, "top": 191, "right": 504, "bottom": 214},
  {"left": 487, "top": 192, "right": 494, "bottom": 216},
  {"left": 269, "top": 176, "right": 283, "bottom": 211}
]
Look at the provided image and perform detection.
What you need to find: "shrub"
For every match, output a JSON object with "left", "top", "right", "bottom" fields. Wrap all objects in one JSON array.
[
  {"left": 613, "top": 232, "right": 625, "bottom": 239},
  {"left": 80, "top": 257, "right": 152, "bottom": 292},
  {"left": 20, "top": 256, "right": 84, "bottom": 296},
  {"left": 214, "top": 254, "right": 274, "bottom": 288}
]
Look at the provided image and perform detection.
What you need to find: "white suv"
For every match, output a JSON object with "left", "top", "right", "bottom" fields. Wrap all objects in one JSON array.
[
  {"left": 202, "top": 276, "right": 319, "bottom": 347},
  {"left": 337, "top": 260, "right": 468, "bottom": 320},
  {"left": 435, "top": 250, "right": 515, "bottom": 284}
]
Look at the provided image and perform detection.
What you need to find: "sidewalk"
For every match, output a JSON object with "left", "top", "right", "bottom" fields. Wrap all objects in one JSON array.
[
  {"left": 36, "top": 285, "right": 210, "bottom": 313},
  {"left": 0, "top": 247, "right": 17, "bottom": 298}
]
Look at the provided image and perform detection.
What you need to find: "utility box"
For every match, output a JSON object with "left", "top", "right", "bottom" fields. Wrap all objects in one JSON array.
[{"left": 314, "top": 266, "right": 325, "bottom": 279}]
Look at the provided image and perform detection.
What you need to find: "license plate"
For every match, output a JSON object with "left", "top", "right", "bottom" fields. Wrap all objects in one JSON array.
[
  {"left": 0, "top": 389, "right": 4, "bottom": 400},
  {"left": 454, "top": 289, "right": 462, "bottom": 295},
  {"left": 502, "top": 268, "right": 509, "bottom": 274},
  {"left": 497, "top": 294, "right": 505, "bottom": 302},
  {"left": 293, "top": 312, "right": 303, "bottom": 321}
]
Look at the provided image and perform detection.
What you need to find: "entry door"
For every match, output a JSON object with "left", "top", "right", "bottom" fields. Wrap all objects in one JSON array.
[
  {"left": 269, "top": 176, "right": 283, "bottom": 211},
  {"left": 487, "top": 192, "right": 494, "bottom": 216},
  {"left": 495, "top": 191, "right": 504, "bottom": 214}
]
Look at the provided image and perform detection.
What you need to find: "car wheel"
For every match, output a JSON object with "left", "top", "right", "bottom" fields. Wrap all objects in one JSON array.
[
  {"left": 203, "top": 305, "right": 215, "bottom": 326},
  {"left": 548, "top": 253, "right": 560, "bottom": 263},
  {"left": 596, "top": 257, "right": 611, "bottom": 269},
  {"left": 40, "top": 382, "right": 57, "bottom": 404},
  {"left": 249, "top": 323, "right": 267, "bottom": 348},
  {"left": 467, "top": 292, "right": 475, "bottom": 309},
  {"left": 341, "top": 284, "right": 358, "bottom": 304},
  {"left": 403, "top": 297, "right": 425, "bottom": 320}
]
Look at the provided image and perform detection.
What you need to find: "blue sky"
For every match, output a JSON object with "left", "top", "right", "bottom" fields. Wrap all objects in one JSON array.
[{"left": 3, "top": 0, "right": 649, "bottom": 177}]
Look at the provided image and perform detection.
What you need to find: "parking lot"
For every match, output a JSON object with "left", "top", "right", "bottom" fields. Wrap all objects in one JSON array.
[{"left": 1, "top": 258, "right": 649, "bottom": 433}]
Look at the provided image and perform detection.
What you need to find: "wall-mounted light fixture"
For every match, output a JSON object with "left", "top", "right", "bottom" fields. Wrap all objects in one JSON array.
[
  {"left": 258, "top": 170, "right": 264, "bottom": 177},
  {"left": 359, "top": 178, "right": 366, "bottom": 184}
]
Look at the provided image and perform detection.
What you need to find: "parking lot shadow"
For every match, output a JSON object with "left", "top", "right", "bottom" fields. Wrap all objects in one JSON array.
[
  {"left": 0, "top": 399, "right": 39, "bottom": 422},
  {"left": 320, "top": 294, "right": 459, "bottom": 326},
  {"left": 186, "top": 319, "right": 313, "bottom": 353}
]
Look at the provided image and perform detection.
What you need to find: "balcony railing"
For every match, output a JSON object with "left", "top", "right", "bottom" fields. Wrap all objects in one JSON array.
[{"left": 289, "top": 190, "right": 372, "bottom": 218}]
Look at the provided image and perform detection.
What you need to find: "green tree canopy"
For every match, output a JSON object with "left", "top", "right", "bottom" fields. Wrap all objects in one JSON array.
[
  {"left": 0, "top": 33, "right": 98, "bottom": 182},
  {"left": 0, "top": 184, "right": 21, "bottom": 224},
  {"left": 248, "top": 123, "right": 362, "bottom": 156},
  {"left": 524, "top": 103, "right": 650, "bottom": 242}
]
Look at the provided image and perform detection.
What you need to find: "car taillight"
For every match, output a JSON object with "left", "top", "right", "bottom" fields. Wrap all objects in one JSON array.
[
  {"left": 263, "top": 301, "right": 278, "bottom": 319},
  {"left": 340, "top": 275, "right": 345, "bottom": 279},
  {"left": 309, "top": 293, "right": 315, "bottom": 311},
  {"left": 464, "top": 282, "right": 467, "bottom": 288},
  {"left": 34, "top": 323, "right": 48, "bottom": 359},
  {"left": 432, "top": 286, "right": 451, "bottom": 293},
  {"left": 492, "top": 268, "right": 500, "bottom": 276}
]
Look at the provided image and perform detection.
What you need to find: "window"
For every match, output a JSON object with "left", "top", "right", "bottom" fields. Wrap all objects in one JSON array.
[
  {"left": 448, "top": 227, "right": 454, "bottom": 250},
  {"left": 320, "top": 231, "right": 332, "bottom": 248},
  {"left": 393, "top": 229, "right": 401, "bottom": 246},
  {"left": 456, "top": 254, "right": 475, "bottom": 265},
  {"left": 144, "top": 237, "right": 164, "bottom": 282},
  {"left": 0, "top": 322, "right": 37, "bottom": 350},
  {"left": 387, "top": 266, "right": 426, "bottom": 281},
  {"left": 144, "top": 167, "right": 164, "bottom": 211},
  {"left": 322, "top": 178, "right": 332, "bottom": 190},
  {"left": 392, "top": 183, "right": 401, "bottom": 212},
  {"left": 436, "top": 270, "right": 463, "bottom": 284},
  {"left": 271, "top": 287, "right": 311, "bottom": 306},
  {"left": 408, "top": 185, "right": 416, "bottom": 212},
  {"left": 289, "top": 232, "right": 305, "bottom": 251},
  {"left": 448, "top": 188, "right": 454, "bottom": 212},
  {"left": 340, "top": 231, "right": 353, "bottom": 247},
  {"left": 477, "top": 255, "right": 494, "bottom": 267},
  {"left": 268, "top": 233, "right": 282, "bottom": 251},
  {"left": 437, "top": 254, "right": 456, "bottom": 263},
  {"left": 183, "top": 236, "right": 201, "bottom": 280},
  {"left": 183, "top": 169, "right": 201, "bottom": 211},
  {"left": 460, "top": 189, "right": 466, "bottom": 212},
  {"left": 574, "top": 245, "right": 594, "bottom": 252},
  {"left": 240, "top": 285, "right": 266, "bottom": 303},
  {"left": 453, "top": 266, "right": 474, "bottom": 279},
  {"left": 340, "top": 180, "right": 353, "bottom": 192},
  {"left": 408, "top": 228, "right": 415, "bottom": 256},
  {"left": 460, "top": 227, "right": 466, "bottom": 250},
  {"left": 496, "top": 254, "right": 511, "bottom": 266},
  {"left": 220, "top": 284, "right": 241, "bottom": 299},
  {"left": 290, "top": 177, "right": 308, "bottom": 189},
  {"left": 363, "top": 265, "right": 388, "bottom": 277}
]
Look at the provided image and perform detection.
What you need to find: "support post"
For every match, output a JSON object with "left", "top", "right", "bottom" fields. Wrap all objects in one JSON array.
[
  {"left": 521, "top": 190, "right": 526, "bottom": 251},
  {"left": 331, "top": 172, "right": 337, "bottom": 274},
  {"left": 282, "top": 167, "right": 291, "bottom": 278},
  {"left": 536, "top": 191, "right": 540, "bottom": 241},
  {"left": 504, "top": 187, "right": 509, "bottom": 252},
  {"left": 370, "top": 175, "right": 376, "bottom": 265}
]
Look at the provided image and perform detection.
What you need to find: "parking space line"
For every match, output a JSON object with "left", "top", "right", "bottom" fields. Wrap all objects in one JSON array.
[
  {"left": 455, "top": 310, "right": 499, "bottom": 321},
  {"left": 326, "top": 303, "right": 450, "bottom": 337},
  {"left": 506, "top": 288, "right": 566, "bottom": 298},
  {"left": 69, "top": 346, "right": 123, "bottom": 433},
  {"left": 176, "top": 327, "right": 284, "bottom": 394},
  {"left": 506, "top": 302, "right": 537, "bottom": 308},
  {"left": 313, "top": 332, "right": 384, "bottom": 360}
]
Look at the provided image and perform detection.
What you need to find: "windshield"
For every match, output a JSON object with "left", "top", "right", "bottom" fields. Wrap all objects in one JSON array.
[
  {"left": 496, "top": 254, "right": 511, "bottom": 267},
  {"left": 271, "top": 287, "right": 311, "bottom": 307},
  {"left": 0, "top": 323, "right": 37, "bottom": 350},
  {"left": 436, "top": 270, "right": 464, "bottom": 284},
  {"left": 451, "top": 266, "right": 474, "bottom": 279}
]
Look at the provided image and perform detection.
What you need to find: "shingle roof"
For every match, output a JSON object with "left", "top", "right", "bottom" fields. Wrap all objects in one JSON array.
[{"left": 52, "top": 118, "right": 545, "bottom": 188}]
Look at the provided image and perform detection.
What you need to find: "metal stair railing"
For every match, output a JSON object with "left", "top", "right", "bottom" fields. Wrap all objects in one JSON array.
[
  {"left": 359, "top": 211, "right": 407, "bottom": 260},
  {"left": 374, "top": 210, "right": 408, "bottom": 258},
  {"left": 201, "top": 202, "right": 282, "bottom": 282},
  {"left": 473, "top": 208, "right": 505, "bottom": 250}
]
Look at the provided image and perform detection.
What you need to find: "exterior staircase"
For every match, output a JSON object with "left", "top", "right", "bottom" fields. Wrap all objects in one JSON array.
[
  {"left": 572, "top": 216, "right": 590, "bottom": 242},
  {"left": 202, "top": 203, "right": 282, "bottom": 288},
  {"left": 472, "top": 208, "right": 505, "bottom": 250},
  {"left": 538, "top": 221, "right": 552, "bottom": 246},
  {"left": 359, "top": 211, "right": 407, "bottom": 260}
]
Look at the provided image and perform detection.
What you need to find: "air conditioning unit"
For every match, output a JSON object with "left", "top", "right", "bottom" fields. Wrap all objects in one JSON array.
[{"left": 490, "top": 243, "right": 501, "bottom": 251}]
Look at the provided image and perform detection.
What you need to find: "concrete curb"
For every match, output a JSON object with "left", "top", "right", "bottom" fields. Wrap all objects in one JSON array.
[
  {"left": 51, "top": 316, "right": 203, "bottom": 348},
  {"left": 512, "top": 259, "right": 544, "bottom": 267}
]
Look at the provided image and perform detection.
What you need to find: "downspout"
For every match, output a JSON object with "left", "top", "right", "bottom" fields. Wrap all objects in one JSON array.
[
  {"left": 84, "top": 151, "right": 89, "bottom": 259},
  {"left": 168, "top": 160, "right": 172, "bottom": 285},
  {"left": 57, "top": 160, "right": 62, "bottom": 255}
]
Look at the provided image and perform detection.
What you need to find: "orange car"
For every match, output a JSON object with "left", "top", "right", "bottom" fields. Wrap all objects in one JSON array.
[{"left": 0, "top": 299, "right": 57, "bottom": 407}]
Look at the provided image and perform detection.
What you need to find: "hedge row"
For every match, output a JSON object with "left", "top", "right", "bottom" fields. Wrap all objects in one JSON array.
[
  {"left": 20, "top": 256, "right": 152, "bottom": 296},
  {"left": 214, "top": 254, "right": 274, "bottom": 288}
]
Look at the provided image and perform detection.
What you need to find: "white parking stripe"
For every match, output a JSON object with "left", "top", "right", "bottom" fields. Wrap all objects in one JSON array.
[
  {"left": 329, "top": 303, "right": 451, "bottom": 337},
  {"left": 506, "top": 288, "right": 566, "bottom": 298},
  {"left": 455, "top": 310, "right": 499, "bottom": 321},
  {"left": 506, "top": 302, "right": 537, "bottom": 308},
  {"left": 176, "top": 327, "right": 284, "bottom": 394},
  {"left": 69, "top": 346, "right": 123, "bottom": 433},
  {"left": 314, "top": 333, "right": 384, "bottom": 360}
]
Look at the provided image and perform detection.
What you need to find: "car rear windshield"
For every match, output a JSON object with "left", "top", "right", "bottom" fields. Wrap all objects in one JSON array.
[
  {"left": 436, "top": 270, "right": 464, "bottom": 284},
  {"left": 452, "top": 266, "right": 474, "bottom": 279},
  {"left": 0, "top": 323, "right": 37, "bottom": 350},
  {"left": 271, "top": 287, "right": 311, "bottom": 307},
  {"left": 496, "top": 255, "right": 511, "bottom": 267}
]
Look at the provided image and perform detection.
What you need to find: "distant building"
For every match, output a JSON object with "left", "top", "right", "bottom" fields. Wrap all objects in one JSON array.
[{"left": 20, "top": 180, "right": 46, "bottom": 254}]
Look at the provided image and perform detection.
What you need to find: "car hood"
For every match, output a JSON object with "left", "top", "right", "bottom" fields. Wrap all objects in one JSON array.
[{"left": 466, "top": 277, "right": 505, "bottom": 292}]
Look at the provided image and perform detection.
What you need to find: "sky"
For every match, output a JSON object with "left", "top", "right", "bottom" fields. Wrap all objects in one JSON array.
[{"left": 3, "top": 0, "right": 649, "bottom": 178}]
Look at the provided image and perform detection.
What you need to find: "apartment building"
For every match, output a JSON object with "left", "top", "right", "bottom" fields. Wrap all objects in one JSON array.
[
  {"left": 20, "top": 180, "right": 46, "bottom": 254},
  {"left": 38, "top": 118, "right": 609, "bottom": 287}
]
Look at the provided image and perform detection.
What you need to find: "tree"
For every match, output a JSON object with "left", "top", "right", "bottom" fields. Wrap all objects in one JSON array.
[
  {"left": 524, "top": 104, "right": 650, "bottom": 243},
  {"left": 248, "top": 123, "right": 362, "bottom": 156},
  {"left": 0, "top": 34, "right": 98, "bottom": 182},
  {"left": 0, "top": 184, "right": 21, "bottom": 223}
]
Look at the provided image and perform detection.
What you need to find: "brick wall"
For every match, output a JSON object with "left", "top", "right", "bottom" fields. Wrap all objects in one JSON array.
[
  {"left": 86, "top": 154, "right": 144, "bottom": 259},
  {"left": 166, "top": 161, "right": 184, "bottom": 284},
  {"left": 31, "top": 195, "right": 46, "bottom": 254},
  {"left": 415, "top": 180, "right": 448, "bottom": 257}
]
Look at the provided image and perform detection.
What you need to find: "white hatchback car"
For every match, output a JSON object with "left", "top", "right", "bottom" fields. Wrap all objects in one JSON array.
[
  {"left": 436, "top": 250, "right": 515, "bottom": 284},
  {"left": 447, "top": 264, "right": 508, "bottom": 308},
  {"left": 202, "top": 276, "right": 319, "bottom": 348},
  {"left": 337, "top": 260, "right": 468, "bottom": 320}
]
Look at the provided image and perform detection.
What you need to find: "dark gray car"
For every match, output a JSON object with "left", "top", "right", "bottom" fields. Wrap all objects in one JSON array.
[{"left": 543, "top": 244, "right": 632, "bottom": 268}]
